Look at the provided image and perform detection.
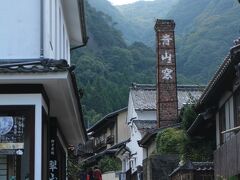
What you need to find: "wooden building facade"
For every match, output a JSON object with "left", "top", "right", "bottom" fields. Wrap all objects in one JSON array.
[{"left": 188, "top": 40, "right": 240, "bottom": 179}]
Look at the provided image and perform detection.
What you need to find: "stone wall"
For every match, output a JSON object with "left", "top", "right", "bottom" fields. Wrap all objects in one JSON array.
[{"left": 143, "top": 154, "right": 179, "bottom": 180}]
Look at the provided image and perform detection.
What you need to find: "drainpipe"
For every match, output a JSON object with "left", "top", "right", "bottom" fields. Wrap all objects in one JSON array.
[{"left": 40, "top": 0, "right": 44, "bottom": 59}]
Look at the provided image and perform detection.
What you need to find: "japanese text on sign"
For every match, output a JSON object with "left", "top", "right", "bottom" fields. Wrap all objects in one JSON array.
[
  {"left": 161, "top": 51, "right": 172, "bottom": 64},
  {"left": 49, "top": 160, "right": 58, "bottom": 180},
  {"left": 162, "top": 68, "right": 173, "bottom": 80},
  {"left": 161, "top": 34, "right": 172, "bottom": 46}
]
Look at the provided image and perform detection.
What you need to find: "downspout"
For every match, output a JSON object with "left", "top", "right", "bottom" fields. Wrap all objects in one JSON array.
[{"left": 40, "top": 0, "right": 44, "bottom": 59}]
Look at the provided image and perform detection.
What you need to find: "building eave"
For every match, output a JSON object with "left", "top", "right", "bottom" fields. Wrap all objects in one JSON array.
[
  {"left": 62, "top": 0, "right": 88, "bottom": 49},
  {"left": 196, "top": 44, "right": 240, "bottom": 112},
  {"left": 82, "top": 139, "right": 130, "bottom": 164},
  {"left": 87, "top": 107, "right": 127, "bottom": 133},
  {"left": 138, "top": 123, "right": 181, "bottom": 147},
  {"left": 0, "top": 59, "right": 87, "bottom": 144}
]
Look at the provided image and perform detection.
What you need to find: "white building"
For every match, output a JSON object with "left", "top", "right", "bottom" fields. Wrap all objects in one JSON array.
[
  {"left": 125, "top": 84, "right": 156, "bottom": 176},
  {"left": 0, "top": 0, "right": 87, "bottom": 179},
  {"left": 121, "top": 84, "right": 204, "bottom": 180}
]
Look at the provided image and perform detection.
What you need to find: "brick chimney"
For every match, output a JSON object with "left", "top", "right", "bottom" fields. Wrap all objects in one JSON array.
[{"left": 155, "top": 19, "right": 178, "bottom": 128}]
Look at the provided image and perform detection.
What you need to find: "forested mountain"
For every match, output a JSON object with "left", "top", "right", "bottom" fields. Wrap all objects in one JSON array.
[
  {"left": 108, "top": 0, "right": 240, "bottom": 82},
  {"left": 72, "top": 2, "right": 156, "bottom": 127},
  {"left": 73, "top": 0, "right": 240, "bottom": 127},
  {"left": 87, "top": 0, "right": 139, "bottom": 44},
  {"left": 167, "top": 0, "right": 240, "bottom": 82},
  {"left": 88, "top": 0, "right": 179, "bottom": 46},
  {"left": 117, "top": 0, "right": 179, "bottom": 46}
]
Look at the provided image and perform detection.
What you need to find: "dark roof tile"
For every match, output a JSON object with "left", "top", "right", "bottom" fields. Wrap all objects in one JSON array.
[
  {"left": 133, "top": 120, "right": 157, "bottom": 130},
  {"left": 130, "top": 84, "right": 204, "bottom": 110}
]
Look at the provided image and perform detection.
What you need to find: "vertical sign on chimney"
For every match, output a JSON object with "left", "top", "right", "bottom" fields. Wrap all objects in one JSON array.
[{"left": 155, "top": 19, "right": 178, "bottom": 128}]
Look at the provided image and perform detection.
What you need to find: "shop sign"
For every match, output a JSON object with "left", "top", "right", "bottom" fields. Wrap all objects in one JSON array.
[
  {"left": 48, "top": 119, "right": 59, "bottom": 180},
  {"left": 0, "top": 116, "right": 25, "bottom": 155}
]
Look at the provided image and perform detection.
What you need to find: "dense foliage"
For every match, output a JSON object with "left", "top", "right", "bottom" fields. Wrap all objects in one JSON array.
[
  {"left": 68, "top": 149, "right": 82, "bottom": 178},
  {"left": 72, "top": 3, "right": 156, "bottom": 127},
  {"left": 72, "top": 0, "right": 240, "bottom": 127},
  {"left": 98, "top": 156, "right": 122, "bottom": 173},
  {"left": 117, "top": 0, "right": 179, "bottom": 46},
  {"left": 99, "top": 0, "right": 240, "bottom": 83},
  {"left": 182, "top": 136, "right": 214, "bottom": 162},
  {"left": 169, "top": 0, "right": 240, "bottom": 83},
  {"left": 156, "top": 105, "right": 214, "bottom": 162},
  {"left": 181, "top": 105, "right": 198, "bottom": 130},
  {"left": 156, "top": 128, "right": 186, "bottom": 155}
]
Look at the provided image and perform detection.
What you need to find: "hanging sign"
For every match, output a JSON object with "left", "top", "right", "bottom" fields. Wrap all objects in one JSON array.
[
  {"left": 48, "top": 118, "right": 59, "bottom": 180},
  {"left": 0, "top": 116, "right": 25, "bottom": 155}
]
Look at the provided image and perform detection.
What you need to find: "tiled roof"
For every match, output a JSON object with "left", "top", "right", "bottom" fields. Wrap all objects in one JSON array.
[
  {"left": 130, "top": 84, "right": 204, "bottom": 110},
  {"left": 130, "top": 84, "right": 156, "bottom": 110},
  {"left": 196, "top": 43, "right": 240, "bottom": 110},
  {"left": 177, "top": 85, "right": 204, "bottom": 110},
  {"left": 169, "top": 161, "right": 214, "bottom": 177},
  {"left": 0, "top": 59, "right": 88, "bottom": 140},
  {"left": 138, "top": 123, "right": 181, "bottom": 146},
  {"left": 82, "top": 139, "right": 130, "bottom": 164},
  {"left": 133, "top": 120, "right": 157, "bottom": 130},
  {"left": 87, "top": 107, "right": 127, "bottom": 132},
  {"left": 0, "top": 59, "right": 70, "bottom": 73}
]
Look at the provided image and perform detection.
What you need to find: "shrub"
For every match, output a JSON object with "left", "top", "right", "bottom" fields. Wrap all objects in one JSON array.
[
  {"left": 98, "top": 156, "right": 121, "bottom": 173},
  {"left": 181, "top": 105, "right": 197, "bottom": 130},
  {"left": 156, "top": 128, "right": 186, "bottom": 155}
]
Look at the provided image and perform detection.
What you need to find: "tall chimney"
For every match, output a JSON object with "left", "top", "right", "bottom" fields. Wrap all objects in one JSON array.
[{"left": 155, "top": 19, "right": 178, "bottom": 128}]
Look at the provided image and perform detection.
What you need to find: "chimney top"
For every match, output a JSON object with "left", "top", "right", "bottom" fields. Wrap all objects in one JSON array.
[{"left": 154, "top": 19, "right": 175, "bottom": 32}]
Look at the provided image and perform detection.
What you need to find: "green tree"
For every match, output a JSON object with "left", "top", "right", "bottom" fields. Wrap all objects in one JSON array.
[
  {"left": 182, "top": 136, "right": 214, "bottom": 161},
  {"left": 181, "top": 104, "right": 198, "bottom": 130},
  {"left": 156, "top": 128, "right": 186, "bottom": 155},
  {"left": 98, "top": 156, "right": 122, "bottom": 173}
]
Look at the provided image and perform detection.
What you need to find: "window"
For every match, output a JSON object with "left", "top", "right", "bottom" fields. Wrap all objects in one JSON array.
[
  {"left": 0, "top": 106, "right": 35, "bottom": 180},
  {"left": 219, "top": 105, "right": 226, "bottom": 144},
  {"left": 219, "top": 97, "right": 235, "bottom": 144},
  {"left": 234, "top": 89, "right": 240, "bottom": 127}
]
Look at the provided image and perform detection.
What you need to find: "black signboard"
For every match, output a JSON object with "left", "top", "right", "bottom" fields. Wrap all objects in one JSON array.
[{"left": 48, "top": 118, "right": 59, "bottom": 180}]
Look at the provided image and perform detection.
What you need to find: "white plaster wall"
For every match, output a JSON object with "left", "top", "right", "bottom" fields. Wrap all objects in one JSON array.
[
  {"left": 43, "top": 0, "right": 71, "bottom": 62},
  {"left": 102, "top": 172, "right": 119, "bottom": 180},
  {"left": 0, "top": 0, "right": 41, "bottom": 60},
  {"left": 127, "top": 93, "right": 138, "bottom": 123},
  {"left": 0, "top": 0, "right": 71, "bottom": 62},
  {"left": 126, "top": 123, "right": 143, "bottom": 173},
  {"left": 136, "top": 110, "right": 156, "bottom": 121}
]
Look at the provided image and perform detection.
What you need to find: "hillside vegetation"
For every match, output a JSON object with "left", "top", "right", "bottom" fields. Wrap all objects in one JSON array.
[
  {"left": 72, "top": 3, "right": 156, "bottom": 126},
  {"left": 116, "top": 0, "right": 240, "bottom": 82},
  {"left": 73, "top": 0, "right": 240, "bottom": 126},
  {"left": 167, "top": 0, "right": 240, "bottom": 82}
]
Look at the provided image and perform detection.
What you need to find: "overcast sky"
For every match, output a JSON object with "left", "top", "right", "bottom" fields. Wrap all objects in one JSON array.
[{"left": 108, "top": 0, "right": 150, "bottom": 6}]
